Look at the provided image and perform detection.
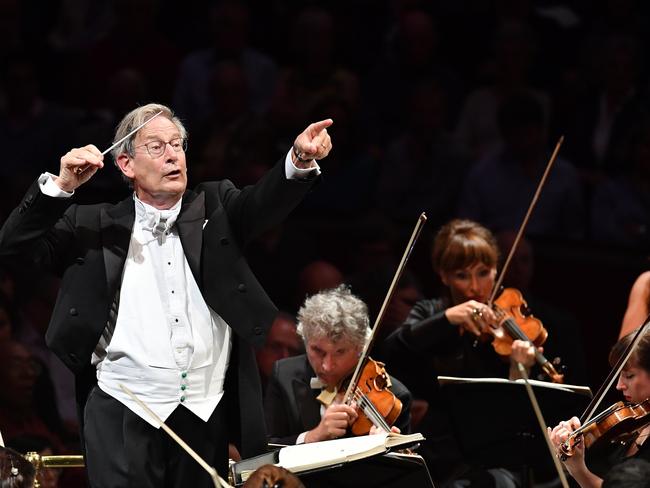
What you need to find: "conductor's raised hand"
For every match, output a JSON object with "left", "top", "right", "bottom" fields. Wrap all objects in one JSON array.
[
  {"left": 292, "top": 119, "right": 333, "bottom": 168},
  {"left": 57, "top": 145, "right": 104, "bottom": 192}
]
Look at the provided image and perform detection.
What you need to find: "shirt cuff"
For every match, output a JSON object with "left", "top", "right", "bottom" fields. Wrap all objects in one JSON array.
[
  {"left": 284, "top": 149, "right": 321, "bottom": 179},
  {"left": 296, "top": 431, "right": 308, "bottom": 444},
  {"left": 39, "top": 173, "right": 74, "bottom": 198}
]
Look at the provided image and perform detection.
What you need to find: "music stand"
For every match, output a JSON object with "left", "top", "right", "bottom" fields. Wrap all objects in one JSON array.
[{"left": 438, "top": 377, "right": 591, "bottom": 483}]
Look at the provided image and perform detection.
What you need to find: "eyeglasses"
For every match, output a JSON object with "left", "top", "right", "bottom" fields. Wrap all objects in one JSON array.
[{"left": 135, "top": 138, "right": 187, "bottom": 158}]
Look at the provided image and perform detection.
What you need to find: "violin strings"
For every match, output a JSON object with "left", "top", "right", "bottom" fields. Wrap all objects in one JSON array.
[
  {"left": 563, "top": 403, "right": 625, "bottom": 453},
  {"left": 353, "top": 390, "right": 387, "bottom": 430},
  {"left": 353, "top": 388, "right": 391, "bottom": 431}
]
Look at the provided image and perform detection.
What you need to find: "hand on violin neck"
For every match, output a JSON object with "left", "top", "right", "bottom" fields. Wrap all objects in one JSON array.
[
  {"left": 548, "top": 418, "right": 593, "bottom": 482},
  {"left": 512, "top": 340, "right": 539, "bottom": 367},
  {"left": 444, "top": 300, "right": 497, "bottom": 337},
  {"left": 306, "top": 403, "right": 358, "bottom": 443}
]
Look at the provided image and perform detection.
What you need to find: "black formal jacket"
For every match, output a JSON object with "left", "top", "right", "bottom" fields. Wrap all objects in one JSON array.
[
  {"left": 264, "top": 354, "right": 412, "bottom": 446},
  {"left": 0, "top": 158, "right": 316, "bottom": 458}
]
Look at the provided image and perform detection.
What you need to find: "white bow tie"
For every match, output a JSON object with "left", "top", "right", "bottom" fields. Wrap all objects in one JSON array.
[
  {"left": 138, "top": 207, "right": 179, "bottom": 238},
  {"left": 134, "top": 195, "right": 181, "bottom": 238},
  {"left": 146, "top": 212, "right": 175, "bottom": 237}
]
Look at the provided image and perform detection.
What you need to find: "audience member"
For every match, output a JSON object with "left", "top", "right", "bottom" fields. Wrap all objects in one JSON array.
[
  {"left": 375, "top": 77, "right": 469, "bottom": 229},
  {"left": 458, "top": 92, "right": 584, "bottom": 240},
  {"left": 590, "top": 120, "right": 650, "bottom": 247},
  {"left": 563, "top": 34, "right": 645, "bottom": 185},
  {"left": 0, "top": 341, "right": 64, "bottom": 454},
  {"left": 268, "top": 6, "right": 359, "bottom": 141},
  {"left": 295, "top": 260, "right": 344, "bottom": 308},
  {"left": 256, "top": 312, "right": 302, "bottom": 392},
  {"left": 174, "top": 1, "right": 278, "bottom": 131},
  {"left": 362, "top": 8, "right": 462, "bottom": 147},
  {"left": 454, "top": 21, "right": 550, "bottom": 160}
]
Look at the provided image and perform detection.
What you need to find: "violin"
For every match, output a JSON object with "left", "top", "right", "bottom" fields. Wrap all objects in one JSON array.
[
  {"left": 489, "top": 287, "right": 564, "bottom": 383},
  {"left": 559, "top": 398, "right": 650, "bottom": 459},
  {"left": 315, "top": 357, "right": 402, "bottom": 436},
  {"left": 349, "top": 358, "right": 402, "bottom": 435}
]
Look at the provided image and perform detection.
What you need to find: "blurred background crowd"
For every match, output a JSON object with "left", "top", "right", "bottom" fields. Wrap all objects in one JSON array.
[{"left": 1, "top": 0, "right": 650, "bottom": 485}]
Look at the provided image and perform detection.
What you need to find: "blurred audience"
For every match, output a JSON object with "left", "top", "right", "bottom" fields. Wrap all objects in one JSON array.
[
  {"left": 458, "top": 92, "right": 585, "bottom": 239},
  {"left": 376, "top": 77, "right": 469, "bottom": 229},
  {"left": 454, "top": 21, "right": 550, "bottom": 161},
  {"left": 174, "top": 0, "right": 278, "bottom": 132},
  {"left": 0, "top": 341, "right": 64, "bottom": 454},
  {"left": 591, "top": 119, "right": 650, "bottom": 247}
]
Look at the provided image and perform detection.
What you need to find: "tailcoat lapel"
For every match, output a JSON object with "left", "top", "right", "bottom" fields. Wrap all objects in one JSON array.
[
  {"left": 176, "top": 191, "right": 205, "bottom": 284},
  {"left": 100, "top": 197, "right": 135, "bottom": 298},
  {"left": 293, "top": 360, "right": 322, "bottom": 431}
]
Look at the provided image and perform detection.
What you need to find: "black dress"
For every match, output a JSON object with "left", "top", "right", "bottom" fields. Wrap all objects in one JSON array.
[{"left": 376, "top": 297, "right": 512, "bottom": 483}]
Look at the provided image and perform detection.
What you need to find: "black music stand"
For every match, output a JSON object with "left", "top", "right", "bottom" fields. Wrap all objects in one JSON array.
[{"left": 438, "top": 376, "right": 591, "bottom": 485}]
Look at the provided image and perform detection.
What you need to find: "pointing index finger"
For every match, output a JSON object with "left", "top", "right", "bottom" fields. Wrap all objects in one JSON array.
[{"left": 309, "top": 118, "right": 333, "bottom": 135}]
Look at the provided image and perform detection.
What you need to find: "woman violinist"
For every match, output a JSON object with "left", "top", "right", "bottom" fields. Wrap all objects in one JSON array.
[
  {"left": 380, "top": 219, "right": 537, "bottom": 385},
  {"left": 377, "top": 219, "right": 538, "bottom": 486},
  {"left": 549, "top": 328, "right": 650, "bottom": 488}
]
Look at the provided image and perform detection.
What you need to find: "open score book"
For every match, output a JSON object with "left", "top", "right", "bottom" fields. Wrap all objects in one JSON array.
[
  {"left": 277, "top": 431, "right": 424, "bottom": 472},
  {"left": 232, "top": 431, "right": 425, "bottom": 484}
]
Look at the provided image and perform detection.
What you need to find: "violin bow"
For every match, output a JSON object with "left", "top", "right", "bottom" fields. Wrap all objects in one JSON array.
[
  {"left": 488, "top": 136, "right": 564, "bottom": 307},
  {"left": 343, "top": 212, "right": 427, "bottom": 404},
  {"left": 516, "top": 363, "right": 570, "bottom": 488},
  {"left": 483, "top": 136, "right": 568, "bottom": 485},
  {"left": 580, "top": 318, "right": 650, "bottom": 424}
]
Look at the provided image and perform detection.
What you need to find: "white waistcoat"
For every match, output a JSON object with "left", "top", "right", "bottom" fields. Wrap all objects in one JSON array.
[{"left": 95, "top": 198, "right": 231, "bottom": 427}]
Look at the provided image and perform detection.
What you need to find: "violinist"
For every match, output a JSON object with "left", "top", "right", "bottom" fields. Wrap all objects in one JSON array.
[
  {"left": 549, "top": 328, "right": 650, "bottom": 488},
  {"left": 264, "top": 285, "right": 411, "bottom": 445},
  {"left": 380, "top": 219, "right": 538, "bottom": 386},
  {"left": 377, "top": 219, "right": 538, "bottom": 485}
]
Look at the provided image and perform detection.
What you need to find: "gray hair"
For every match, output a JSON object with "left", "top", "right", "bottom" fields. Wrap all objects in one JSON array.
[
  {"left": 110, "top": 103, "right": 187, "bottom": 183},
  {"left": 297, "top": 285, "right": 370, "bottom": 348}
]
